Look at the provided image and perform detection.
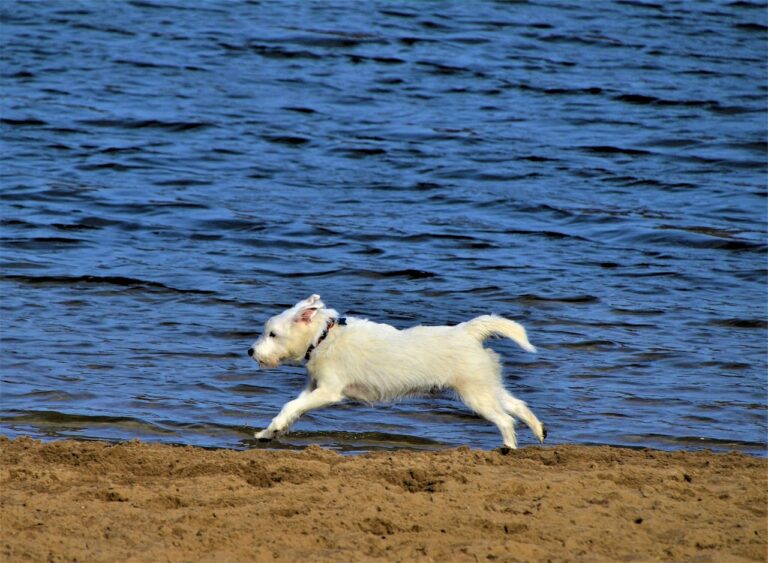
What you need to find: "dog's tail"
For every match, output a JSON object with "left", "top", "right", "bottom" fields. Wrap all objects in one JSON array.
[{"left": 463, "top": 315, "right": 537, "bottom": 353}]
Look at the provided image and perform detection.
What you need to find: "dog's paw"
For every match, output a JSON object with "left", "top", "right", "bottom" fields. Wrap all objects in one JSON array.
[
  {"left": 254, "top": 429, "right": 274, "bottom": 442},
  {"left": 541, "top": 424, "right": 548, "bottom": 442}
]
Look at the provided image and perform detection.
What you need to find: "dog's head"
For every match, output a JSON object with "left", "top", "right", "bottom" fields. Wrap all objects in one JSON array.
[{"left": 247, "top": 294, "right": 332, "bottom": 368}]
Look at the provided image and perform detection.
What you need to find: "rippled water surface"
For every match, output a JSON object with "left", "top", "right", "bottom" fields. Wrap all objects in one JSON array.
[{"left": 1, "top": 0, "right": 766, "bottom": 454}]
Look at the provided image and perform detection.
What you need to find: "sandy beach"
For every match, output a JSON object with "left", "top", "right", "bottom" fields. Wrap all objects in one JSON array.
[{"left": 1, "top": 436, "right": 765, "bottom": 562}]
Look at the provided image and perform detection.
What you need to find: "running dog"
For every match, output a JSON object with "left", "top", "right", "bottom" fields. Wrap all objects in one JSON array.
[{"left": 247, "top": 294, "right": 546, "bottom": 449}]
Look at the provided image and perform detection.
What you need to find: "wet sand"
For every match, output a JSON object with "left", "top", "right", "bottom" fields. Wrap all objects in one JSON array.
[{"left": 1, "top": 437, "right": 765, "bottom": 562}]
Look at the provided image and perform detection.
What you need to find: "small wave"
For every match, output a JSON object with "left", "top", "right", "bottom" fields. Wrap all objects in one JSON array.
[
  {"left": 614, "top": 93, "right": 754, "bottom": 114},
  {"left": 416, "top": 60, "right": 478, "bottom": 76},
  {"left": 113, "top": 59, "right": 205, "bottom": 71},
  {"left": 621, "top": 396, "right": 693, "bottom": 406},
  {"left": 263, "top": 135, "right": 310, "bottom": 145},
  {"left": 516, "top": 84, "right": 604, "bottom": 97},
  {"left": 196, "top": 219, "right": 266, "bottom": 232},
  {"left": 263, "top": 33, "right": 386, "bottom": 49},
  {"left": 561, "top": 340, "right": 622, "bottom": 350},
  {"left": 5, "top": 71, "right": 35, "bottom": 79},
  {"left": 0, "top": 117, "right": 48, "bottom": 126},
  {"left": 734, "top": 22, "right": 768, "bottom": 32},
  {"left": 358, "top": 55, "right": 406, "bottom": 65},
  {"left": 505, "top": 228, "right": 587, "bottom": 242},
  {"left": 15, "top": 390, "right": 96, "bottom": 402},
  {"left": 707, "top": 318, "right": 768, "bottom": 329},
  {"left": 97, "top": 145, "right": 145, "bottom": 154},
  {"left": 598, "top": 225, "right": 766, "bottom": 253},
  {"left": 2, "top": 274, "right": 215, "bottom": 295},
  {"left": 378, "top": 8, "right": 417, "bottom": 19},
  {"left": 332, "top": 147, "right": 387, "bottom": 157},
  {"left": 228, "top": 384, "right": 275, "bottom": 396},
  {"left": 79, "top": 118, "right": 213, "bottom": 131},
  {"left": 126, "top": 0, "right": 227, "bottom": 13},
  {"left": 613, "top": 177, "right": 697, "bottom": 191},
  {"left": 517, "top": 294, "right": 600, "bottom": 304},
  {"left": 248, "top": 44, "right": 322, "bottom": 60},
  {"left": 282, "top": 106, "right": 318, "bottom": 114},
  {"left": 77, "top": 162, "right": 146, "bottom": 171},
  {"left": 616, "top": 0, "right": 664, "bottom": 11},
  {"left": 367, "top": 269, "right": 437, "bottom": 280},
  {"left": 424, "top": 286, "right": 502, "bottom": 298},
  {"left": 539, "top": 33, "right": 631, "bottom": 48},
  {"left": 656, "top": 224, "right": 750, "bottom": 240},
  {"left": 154, "top": 178, "right": 214, "bottom": 187},
  {"left": 1, "top": 409, "right": 170, "bottom": 431},
  {"left": 2, "top": 237, "right": 86, "bottom": 249},
  {"left": 580, "top": 145, "right": 654, "bottom": 157},
  {"left": 612, "top": 308, "right": 666, "bottom": 316},
  {"left": 726, "top": 140, "right": 767, "bottom": 154}
]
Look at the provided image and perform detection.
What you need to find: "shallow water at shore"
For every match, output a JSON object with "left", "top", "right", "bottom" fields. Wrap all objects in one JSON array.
[{"left": 1, "top": 1, "right": 766, "bottom": 455}]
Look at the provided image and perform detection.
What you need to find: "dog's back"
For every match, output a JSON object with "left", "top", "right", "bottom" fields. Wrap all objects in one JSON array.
[{"left": 310, "top": 315, "right": 534, "bottom": 403}]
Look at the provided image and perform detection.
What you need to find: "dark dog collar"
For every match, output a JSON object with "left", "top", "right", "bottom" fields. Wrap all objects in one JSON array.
[{"left": 304, "top": 317, "right": 346, "bottom": 361}]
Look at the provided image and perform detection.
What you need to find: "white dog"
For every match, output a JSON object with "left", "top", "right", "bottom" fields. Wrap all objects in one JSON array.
[{"left": 247, "top": 294, "right": 546, "bottom": 449}]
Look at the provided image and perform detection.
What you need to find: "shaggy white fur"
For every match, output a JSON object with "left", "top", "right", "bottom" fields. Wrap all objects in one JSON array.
[{"left": 247, "top": 294, "right": 546, "bottom": 449}]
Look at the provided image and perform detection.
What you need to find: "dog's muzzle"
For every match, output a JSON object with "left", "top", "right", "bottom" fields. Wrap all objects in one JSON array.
[{"left": 247, "top": 347, "right": 277, "bottom": 368}]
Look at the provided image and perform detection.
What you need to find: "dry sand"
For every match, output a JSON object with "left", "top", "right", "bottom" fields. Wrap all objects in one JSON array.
[{"left": 1, "top": 436, "right": 765, "bottom": 562}]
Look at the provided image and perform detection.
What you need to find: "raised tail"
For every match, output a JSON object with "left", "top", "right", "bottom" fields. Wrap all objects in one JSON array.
[{"left": 462, "top": 315, "right": 537, "bottom": 353}]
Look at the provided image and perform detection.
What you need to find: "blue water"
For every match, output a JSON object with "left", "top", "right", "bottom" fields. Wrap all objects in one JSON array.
[{"left": 1, "top": 0, "right": 766, "bottom": 454}]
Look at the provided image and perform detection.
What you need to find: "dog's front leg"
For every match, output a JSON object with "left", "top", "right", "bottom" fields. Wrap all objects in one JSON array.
[{"left": 255, "top": 387, "right": 342, "bottom": 441}]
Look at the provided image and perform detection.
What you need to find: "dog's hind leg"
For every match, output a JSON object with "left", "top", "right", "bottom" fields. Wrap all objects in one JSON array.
[
  {"left": 456, "top": 382, "right": 518, "bottom": 449},
  {"left": 255, "top": 387, "right": 342, "bottom": 441},
  {"left": 499, "top": 390, "right": 546, "bottom": 443}
]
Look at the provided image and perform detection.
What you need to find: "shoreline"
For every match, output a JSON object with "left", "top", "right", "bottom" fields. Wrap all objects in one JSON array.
[{"left": 1, "top": 436, "right": 765, "bottom": 561}]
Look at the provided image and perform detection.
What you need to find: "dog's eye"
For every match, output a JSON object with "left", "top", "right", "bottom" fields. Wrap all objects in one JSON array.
[{"left": 269, "top": 331, "right": 277, "bottom": 338}]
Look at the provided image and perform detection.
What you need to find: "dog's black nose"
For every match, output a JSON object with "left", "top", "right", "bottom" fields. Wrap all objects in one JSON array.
[{"left": 247, "top": 347, "right": 254, "bottom": 357}]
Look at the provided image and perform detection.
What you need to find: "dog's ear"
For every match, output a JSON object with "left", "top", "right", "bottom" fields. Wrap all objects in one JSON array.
[
  {"left": 292, "top": 294, "right": 325, "bottom": 323},
  {"left": 294, "top": 307, "right": 318, "bottom": 324},
  {"left": 295, "top": 294, "right": 325, "bottom": 310}
]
